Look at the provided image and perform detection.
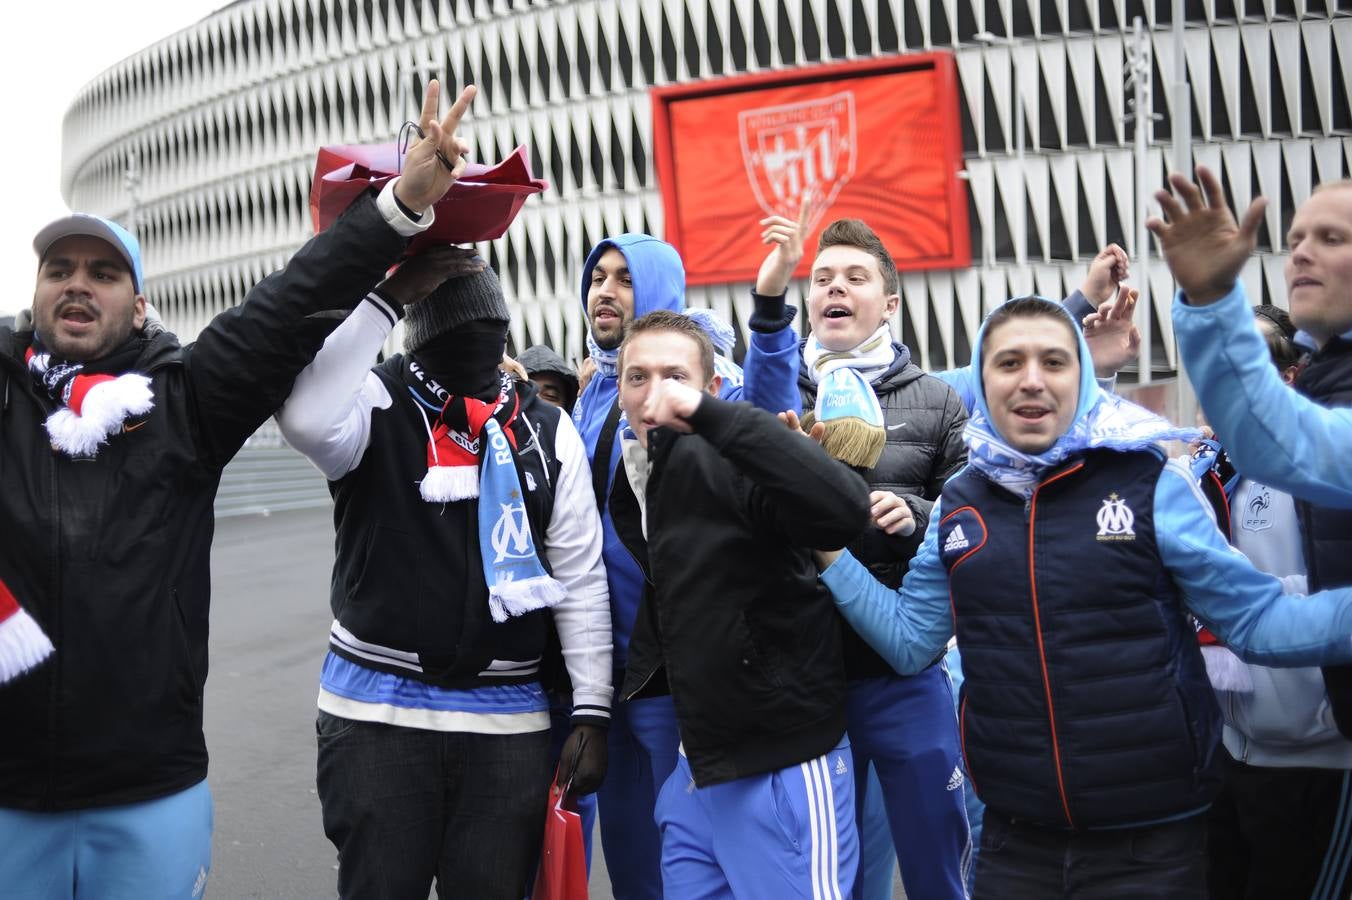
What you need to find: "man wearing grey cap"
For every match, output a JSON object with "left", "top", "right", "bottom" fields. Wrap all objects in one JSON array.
[
  {"left": 276, "top": 250, "right": 611, "bottom": 900},
  {"left": 0, "top": 82, "right": 475, "bottom": 899}
]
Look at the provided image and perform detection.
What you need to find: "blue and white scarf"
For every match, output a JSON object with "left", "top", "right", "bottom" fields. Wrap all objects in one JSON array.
[
  {"left": 475, "top": 413, "right": 566, "bottom": 623},
  {"left": 965, "top": 298, "right": 1200, "bottom": 498}
]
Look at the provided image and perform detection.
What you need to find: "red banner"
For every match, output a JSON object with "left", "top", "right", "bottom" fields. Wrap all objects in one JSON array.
[{"left": 652, "top": 54, "right": 970, "bottom": 285}]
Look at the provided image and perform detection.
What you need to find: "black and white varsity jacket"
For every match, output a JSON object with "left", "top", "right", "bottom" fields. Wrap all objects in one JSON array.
[{"left": 276, "top": 294, "right": 612, "bottom": 726}]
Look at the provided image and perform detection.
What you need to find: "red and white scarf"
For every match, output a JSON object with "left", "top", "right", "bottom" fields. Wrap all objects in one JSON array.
[
  {"left": 26, "top": 345, "right": 153, "bottom": 458},
  {"left": 415, "top": 371, "right": 521, "bottom": 504},
  {"left": 0, "top": 578, "right": 52, "bottom": 684}
]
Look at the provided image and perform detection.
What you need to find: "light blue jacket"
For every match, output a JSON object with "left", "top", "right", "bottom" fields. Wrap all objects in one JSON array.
[
  {"left": 821, "top": 457, "right": 1352, "bottom": 677},
  {"left": 1174, "top": 281, "right": 1352, "bottom": 508}
]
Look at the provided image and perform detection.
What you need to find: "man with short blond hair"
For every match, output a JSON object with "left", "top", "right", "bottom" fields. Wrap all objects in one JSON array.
[{"left": 610, "top": 308, "right": 870, "bottom": 899}]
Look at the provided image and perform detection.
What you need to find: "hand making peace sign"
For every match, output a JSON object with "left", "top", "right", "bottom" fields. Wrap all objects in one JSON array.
[{"left": 393, "top": 80, "right": 478, "bottom": 214}]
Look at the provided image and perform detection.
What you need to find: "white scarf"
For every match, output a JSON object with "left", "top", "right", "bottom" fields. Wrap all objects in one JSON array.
[{"left": 802, "top": 324, "right": 897, "bottom": 385}]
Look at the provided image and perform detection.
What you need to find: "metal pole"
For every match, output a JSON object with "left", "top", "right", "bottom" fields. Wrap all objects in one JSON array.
[
  {"left": 123, "top": 149, "right": 141, "bottom": 238},
  {"left": 1130, "top": 18, "right": 1154, "bottom": 384},
  {"left": 1171, "top": 0, "right": 1200, "bottom": 422},
  {"left": 1171, "top": 0, "right": 1190, "bottom": 177},
  {"left": 1013, "top": 44, "right": 1026, "bottom": 266}
]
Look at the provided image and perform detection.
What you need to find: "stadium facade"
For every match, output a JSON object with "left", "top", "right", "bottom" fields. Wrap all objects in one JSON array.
[{"left": 61, "top": 0, "right": 1351, "bottom": 376}]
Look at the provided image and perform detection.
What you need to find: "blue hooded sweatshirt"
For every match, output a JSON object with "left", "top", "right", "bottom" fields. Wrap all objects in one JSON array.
[{"left": 573, "top": 234, "right": 801, "bottom": 667}]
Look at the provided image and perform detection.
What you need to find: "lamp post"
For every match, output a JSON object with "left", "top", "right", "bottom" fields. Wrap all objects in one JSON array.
[{"left": 975, "top": 31, "right": 1026, "bottom": 267}]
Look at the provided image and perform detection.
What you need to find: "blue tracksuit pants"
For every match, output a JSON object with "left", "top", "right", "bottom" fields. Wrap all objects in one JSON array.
[
  {"left": 656, "top": 738, "right": 859, "bottom": 899},
  {"left": 847, "top": 667, "right": 972, "bottom": 900}
]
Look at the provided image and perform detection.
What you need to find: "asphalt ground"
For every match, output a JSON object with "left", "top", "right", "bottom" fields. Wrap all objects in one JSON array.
[{"left": 204, "top": 505, "right": 905, "bottom": 898}]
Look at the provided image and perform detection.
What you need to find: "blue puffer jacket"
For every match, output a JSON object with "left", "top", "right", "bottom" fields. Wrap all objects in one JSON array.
[{"left": 572, "top": 234, "right": 801, "bottom": 668}]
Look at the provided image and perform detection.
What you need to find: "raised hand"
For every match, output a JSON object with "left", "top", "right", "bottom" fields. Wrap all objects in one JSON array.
[
  {"left": 376, "top": 246, "right": 485, "bottom": 308},
  {"left": 777, "top": 409, "right": 827, "bottom": 444},
  {"left": 394, "top": 80, "right": 477, "bottom": 213},
  {"left": 1082, "top": 284, "right": 1142, "bottom": 378},
  {"left": 1080, "top": 243, "right": 1130, "bottom": 308},
  {"left": 755, "top": 192, "right": 816, "bottom": 297},
  {"left": 1146, "top": 166, "right": 1266, "bottom": 306}
]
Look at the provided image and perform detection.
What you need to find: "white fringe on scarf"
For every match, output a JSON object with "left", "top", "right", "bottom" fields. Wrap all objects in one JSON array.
[
  {"left": 45, "top": 374, "right": 154, "bottom": 457},
  {"left": 0, "top": 608, "right": 54, "bottom": 685}
]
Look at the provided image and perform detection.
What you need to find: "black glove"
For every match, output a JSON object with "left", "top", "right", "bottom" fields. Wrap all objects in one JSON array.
[{"left": 559, "top": 723, "right": 608, "bottom": 799}]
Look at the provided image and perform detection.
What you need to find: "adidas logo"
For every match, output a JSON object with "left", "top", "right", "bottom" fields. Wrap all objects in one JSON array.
[
  {"left": 191, "top": 866, "right": 209, "bottom": 897},
  {"left": 834, "top": 755, "right": 848, "bottom": 776},
  {"left": 944, "top": 524, "right": 970, "bottom": 553},
  {"left": 946, "top": 766, "right": 965, "bottom": 792}
]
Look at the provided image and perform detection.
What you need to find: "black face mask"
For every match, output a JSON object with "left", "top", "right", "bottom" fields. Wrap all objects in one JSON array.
[{"left": 410, "top": 319, "right": 509, "bottom": 401}]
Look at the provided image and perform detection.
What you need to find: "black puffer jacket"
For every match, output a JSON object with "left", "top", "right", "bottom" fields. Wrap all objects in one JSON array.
[
  {"left": 0, "top": 192, "right": 409, "bottom": 811},
  {"left": 799, "top": 344, "right": 968, "bottom": 678}
]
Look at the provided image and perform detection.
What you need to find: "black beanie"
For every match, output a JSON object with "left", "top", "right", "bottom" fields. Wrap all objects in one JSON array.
[{"left": 404, "top": 266, "right": 512, "bottom": 353}]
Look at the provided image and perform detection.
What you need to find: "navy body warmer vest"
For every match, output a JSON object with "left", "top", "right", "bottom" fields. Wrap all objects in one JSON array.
[
  {"left": 1295, "top": 339, "right": 1352, "bottom": 736},
  {"left": 938, "top": 448, "right": 1222, "bottom": 829}
]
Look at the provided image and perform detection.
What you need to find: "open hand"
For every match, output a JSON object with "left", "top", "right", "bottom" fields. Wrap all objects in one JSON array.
[
  {"left": 755, "top": 192, "right": 816, "bottom": 297},
  {"left": 1145, "top": 166, "right": 1265, "bottom": 306},
  {"left": 777, "top": 409, "right": 827, "bottom": 444},
  {"left": 394, "top": 81, "right": 477, "bottom": 213},
  {"left": 1082, "top": 284, "right": 1142, "bottom": 378}
]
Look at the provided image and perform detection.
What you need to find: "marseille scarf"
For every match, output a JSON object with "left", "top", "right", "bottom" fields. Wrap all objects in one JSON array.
[
  {"left": 26, "top": 338, "right": 153, "bottom": 458},
  {"left": 801, "top": 324, "right": 897, "bottom": 467},
  {"left": 406, "top": 364, "right": 566, "bottom": 623}
]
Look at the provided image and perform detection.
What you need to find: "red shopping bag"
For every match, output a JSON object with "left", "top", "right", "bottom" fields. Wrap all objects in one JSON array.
[
  {"left": 532, "top": 768, "right": 589, "bottom": 900},
  {"left": 309, "top": 142, "right": 548, "bottom": 251}
]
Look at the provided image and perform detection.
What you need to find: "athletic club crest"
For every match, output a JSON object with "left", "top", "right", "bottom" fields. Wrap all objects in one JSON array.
[
  {"left": 739, "top": 91, "right": 857, "bottom": 230},
  {"left": 1096, "top": 492, "right": 1136, "bottom": 542}
]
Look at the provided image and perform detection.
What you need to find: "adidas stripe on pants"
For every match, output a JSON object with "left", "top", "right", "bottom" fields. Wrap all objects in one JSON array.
[{"left": 655, "top": 736, "right": 858, "bottom": 900}]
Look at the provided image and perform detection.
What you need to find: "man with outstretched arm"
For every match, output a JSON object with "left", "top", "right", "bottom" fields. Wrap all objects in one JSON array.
[
  {"left": 1159, "top": 170, "right": 1352, "bottom": 508},
  {"left": 816, "top": 294, "right": 1352, "bottom": 899},
  {"left": 0, "top": 80, "right": 476, "bottom": 900}
]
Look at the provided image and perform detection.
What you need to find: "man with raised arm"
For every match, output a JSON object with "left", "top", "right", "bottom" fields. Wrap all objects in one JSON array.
[
  {"left": 818, "top": 294, "right": 1352, "bottom": 899},
  {"left": 0, "top": 82, "right": 475, "bottom": 900},
  {"left": 1158, "top": 170, "right": 1352, "bottom": 507}
]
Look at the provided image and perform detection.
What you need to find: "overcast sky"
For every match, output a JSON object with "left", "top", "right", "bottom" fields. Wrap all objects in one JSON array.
[{"left": 0, "top": 2, "right": 227, "bottom": 315}]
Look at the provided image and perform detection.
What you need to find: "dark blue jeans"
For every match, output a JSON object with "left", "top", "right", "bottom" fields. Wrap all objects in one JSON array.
[
  {"left": 973, "top": 810, "right": 1207, "bottom": 899},
  {"left": 316, "top": 711, "right": 551, "bottom": 900}
]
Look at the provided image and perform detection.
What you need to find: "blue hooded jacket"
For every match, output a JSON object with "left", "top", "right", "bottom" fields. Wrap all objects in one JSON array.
[{"left": 573, "top": 234, "right": 801, "bottom": 667}]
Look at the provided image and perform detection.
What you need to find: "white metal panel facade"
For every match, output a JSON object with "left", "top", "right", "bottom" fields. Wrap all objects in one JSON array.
[{"left": 61, "top": 0, "right": 1352, "bottom": 373}]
